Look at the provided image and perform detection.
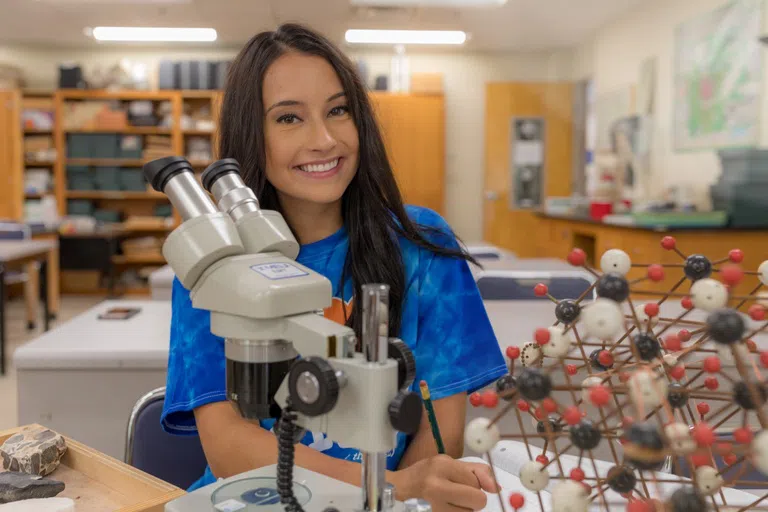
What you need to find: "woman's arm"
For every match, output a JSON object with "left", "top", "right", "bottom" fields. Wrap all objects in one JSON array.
[
  {"left": 195, "top": 402, "right": 366, "bottom": 486},
  {"left": 398, "top": 392, "right": 467, "bottom": 469}
]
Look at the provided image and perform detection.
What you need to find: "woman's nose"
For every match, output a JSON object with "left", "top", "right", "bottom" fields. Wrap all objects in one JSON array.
[{"left": 309, "top": 120, "right": 337, "bottom": 153}]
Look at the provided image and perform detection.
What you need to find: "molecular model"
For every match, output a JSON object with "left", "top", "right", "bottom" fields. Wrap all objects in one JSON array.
[{"left": 465, "top": 236, "right": 768, "bottom": 512}]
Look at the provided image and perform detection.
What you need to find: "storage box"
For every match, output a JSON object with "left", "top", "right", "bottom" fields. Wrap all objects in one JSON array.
[
  {"left": 119, "top": 135, "right": 144, "bottom": 159},
  {"left": 67, "top": 134, "right": 92, "bottom": 158},
  {"left": 120, "top": 168, "right": 147, "bottom": 191},
  {"left": 93, "top": 167, "right": 122, "bottom": 191},
  {"left": 67, "top": 199, "right": 94, "bottom": 216},
  {"left": 0, "top": 424, "right": 184, "bottom": 512}
]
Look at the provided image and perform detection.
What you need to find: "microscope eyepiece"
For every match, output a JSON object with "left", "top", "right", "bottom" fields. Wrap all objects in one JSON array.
[
  {"left": 201, "top": 158, "right": 241, "bottom": 192},
  {"left": 142, "top": 156, "right": 193, "bottom": 192}
]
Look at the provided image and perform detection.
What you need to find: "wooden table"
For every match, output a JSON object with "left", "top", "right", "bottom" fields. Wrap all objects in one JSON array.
[{"left": 0, "top": 239, "right": 58, "bottom": 374}]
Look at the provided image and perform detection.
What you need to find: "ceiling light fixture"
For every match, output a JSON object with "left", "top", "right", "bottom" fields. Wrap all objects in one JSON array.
[
  {"left": 350, "top": 0, "right": 506, "bottom": 5},
  {"left": 345, "top": 29, "right": 466, "bottom": 45},
  {"left": 90, "top": 27, "right": 217, "bottom": 42}
]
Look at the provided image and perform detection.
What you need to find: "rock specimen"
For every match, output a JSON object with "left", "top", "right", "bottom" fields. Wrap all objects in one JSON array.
[
  {"left": 0, "top": 471, "right": 65, "bottom": 504},
  {"left": 0, "top": 497, "right": 75, "bottom": 511},
  {"left": 0, "top": 426, "right": 67, "bottom": 476}
]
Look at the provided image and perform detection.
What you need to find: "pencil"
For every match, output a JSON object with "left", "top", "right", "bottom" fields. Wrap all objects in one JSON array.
[{"left": 419, "top": 380, "right": 445, "bottom": 454}]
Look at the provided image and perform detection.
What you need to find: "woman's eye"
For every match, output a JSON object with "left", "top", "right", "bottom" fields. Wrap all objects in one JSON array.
[
  {"left": 277, "top": 114, "right": 300, "bottom": 124},
  {"left": 329, "top": 105, "right": 349, "bottom": 117}
]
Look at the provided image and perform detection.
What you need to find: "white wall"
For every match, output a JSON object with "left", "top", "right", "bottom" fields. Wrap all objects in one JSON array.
[
  {"left": 568, "top": 0, "right": 768, "bottom": 209},
  {"left": 0, "top": 44, "right": 570, "bottom": 240}
]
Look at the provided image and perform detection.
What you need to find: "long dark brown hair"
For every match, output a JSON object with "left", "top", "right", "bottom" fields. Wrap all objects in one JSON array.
[{"left": 218, "top": 23, "right": 477, "bottom": 338}]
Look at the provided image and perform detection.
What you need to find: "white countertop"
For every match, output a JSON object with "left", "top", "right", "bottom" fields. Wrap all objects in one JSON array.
[
  {"left": 0, "top": 239, "right": 57, "bottom": 262},
  {"left": 13, "top": 300, "right": 171, "bottom": 370}
]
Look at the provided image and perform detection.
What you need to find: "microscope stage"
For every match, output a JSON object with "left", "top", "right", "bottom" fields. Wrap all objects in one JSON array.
[{"left": 165, "top": 464, "right": 405, "bottom": 512}]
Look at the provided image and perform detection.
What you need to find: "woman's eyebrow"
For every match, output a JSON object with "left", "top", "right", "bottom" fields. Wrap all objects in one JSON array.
[
  {"left": 266, "top": 99, "right": 301, "bottom": 114},
  {"left": 327, "top": 91, "right": 345, "bottom": 102}
]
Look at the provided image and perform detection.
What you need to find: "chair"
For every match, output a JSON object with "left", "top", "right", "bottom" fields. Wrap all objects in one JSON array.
[
  {"left": 672, "top": 431, "right": 767, "bottom": 490},
  {"left": 125, "top": 387, "right": 208, "bottom": 490},
  {"left": 466, "top": 243, "right": 516, "bottom": 261},
  {"left": 475, "top": 270, "right": 597, "bottom": 301},
  {"left": 0, "top": 222, "right": 38, "bottom": 329}
]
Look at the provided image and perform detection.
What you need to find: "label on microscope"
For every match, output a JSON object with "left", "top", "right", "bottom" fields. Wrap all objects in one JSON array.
[
  {"left": 251, "top": 262, "right": 309, "bottom": 280},
  {"left": 214, "top": 499, "right": 246, "bottom": 512}
]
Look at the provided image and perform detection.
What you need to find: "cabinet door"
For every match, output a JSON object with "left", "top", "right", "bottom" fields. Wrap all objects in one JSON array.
[
  {"left": 0, "top": 89, "right": 23, "bottom": 220},
  {"left": 369, "top": 93, "right": 445, "bottom": 215}
]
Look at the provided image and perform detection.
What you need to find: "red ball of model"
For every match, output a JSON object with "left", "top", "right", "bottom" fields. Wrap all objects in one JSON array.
[
  {"left": 697, "top": 402, "right": 710, "bottom": 416},
  {"left": 723, "top": 454, "right": 739, "bottom": 466},
  {"left": 721, "top": 264, "right": 744, "bottom": 286},
  {"left": 536, "top": 455, "right": 549, "bottom": 465},
  {"left": 542, "top": 398, "right": 558, "bottom": 413},
  {"left": 534, "top": 283, "right": 548, "bottom": 297},
  {"left": 647, "top": 264, "right": 665, "bottom": 282},
  {"left": 567, "top": 248, "right": 587, "bottom": 266},
  {"left": 678, "top": 329, "right": 692, "bottom": 342},
  {"left": 734, "top": 427, "right": 753, "bottom": 444},
  {"left": 703, "top": 356, "right": 721, "bottom": 373},
  {"left": 681, "top": 296, "right": 694, "bottom": 310},
  {"left": 598, "top": 350, "right": 613, "bottom": 367},
  {"left": 664, "top": 334, "right": 682, "bottom": 352},
  {"left": 691, "top": 453, "right": 711, "bottom": 467},
  {"left": 693, "top": 422, "right": 716, "bottom": 446},
  {"left": 729, "top": 249, "right": 744, "bottom": 263},
  {"left": 506, "top": 346, "right": 521, "bottom": 360},
  {"left": 705, "top": 377, "right": 719, "bottom": 390},
  {"left": 589, "top": 385, "right": 611, "bottom": 407},
  {"left": 570, "top": 468, "right": 585, "bottom": 481},
  {"left": 760, "top": 351, "right": 768, "bottom": 368},
  {"left": 627, "top": 500, "right": 654, "bottom": 512},
  {"left": 749, "top": 304, "right": 767, "bottom": 322},
  {"left": 747, "top": 339, "right": 757, "bottom": 352},
  {"left": 661, "top": 236, "right": 676, "bottom": 250},
  {"left": 566, "top": 364, "right": 577, "bottom": 376},
  {"left": 509, "top": 493, "right": 525, "bottom": 510},
  {"left": 535, "top": 328, "right": 551, "bottom": 345},
  {"left": 564, "top": 406, "right": 582, "bottom": 425},
  {"left": 517, "top": 399, "right": 530, "bottom": 412},
  {"left": 619, "top": 372, "right": 631, "bottom": 383},
  {"left": 669, "top": 364, "right": 686, "bottom": 381},
  {"left": 469, "top": 392, "right": 482, "bottom": 407},
  {"left": 481, "top": 390, "right": 499, "bottom": 408},
  {"left": 644, "top": 303, "right": 660, "bottom": 317}
]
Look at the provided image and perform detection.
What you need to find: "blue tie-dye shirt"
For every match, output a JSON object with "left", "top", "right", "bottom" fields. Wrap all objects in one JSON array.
[{"left": 161, "top": 205, "right": 507, "bottom": 491}]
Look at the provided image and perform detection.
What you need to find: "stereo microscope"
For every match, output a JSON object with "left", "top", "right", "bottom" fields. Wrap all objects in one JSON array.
[{"left": 141, "top": 157, "right": 424, "bottom": 512}]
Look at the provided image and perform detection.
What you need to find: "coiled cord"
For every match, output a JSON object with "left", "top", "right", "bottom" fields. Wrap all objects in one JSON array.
[{"left": 277, "top": 400, "right": 305, "bottom": 512}]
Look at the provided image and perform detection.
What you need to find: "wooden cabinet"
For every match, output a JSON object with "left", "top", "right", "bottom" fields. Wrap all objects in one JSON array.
[
  {"left": 369, "top": 93, "right": 445, "bottom": 215},
  {"left": 0, "top": 89, "right": 23, "bottom": 220}
]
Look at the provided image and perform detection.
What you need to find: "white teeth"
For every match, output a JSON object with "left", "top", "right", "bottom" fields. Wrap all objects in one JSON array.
[{"left": 300, "top": 159, "right": 338, "bottom": 173}]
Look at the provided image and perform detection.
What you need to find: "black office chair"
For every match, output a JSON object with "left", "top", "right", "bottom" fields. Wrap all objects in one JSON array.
[
  {"left": 125, "top": 387, "right": 208, "bottom": 490},
  {"left": 476, "top": 270, "right": 596, "bottom": 301}
]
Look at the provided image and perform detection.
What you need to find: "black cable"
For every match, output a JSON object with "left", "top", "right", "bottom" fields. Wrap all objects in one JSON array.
[{"left": 277, "top": 400, "right": 305, "bottom": 512}]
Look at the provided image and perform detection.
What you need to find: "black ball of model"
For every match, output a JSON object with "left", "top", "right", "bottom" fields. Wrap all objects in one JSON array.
[
  {"left": 596, "top": 273, "right": 630, "bottom": 302},
  {"left": 667, "top": 383, "right": 689, "bottom": 409},
  {"left": 570, "top": 420, "right": 602, "bottom": 450},
  {"left": 684, "top": 254, "right": 713, "bottom": 281},
  {"left": 537, "top": 418, "right": 562, "bottom": 434},
  {"left": 668, "top": 487, "right": 707, "bottom": 512},
  {"left": 555, "top": 299, "right": 581, "bottom": 324},
  {"left": 733, "top": 380, "right": 768, "bottom": 410},
  {"left": 623, "top": 422, "right": 666, "bottom": 470},
  {"left": 633, "top": 333, "right": 661, "bottom": 361},
  {"left": 607, "top": 465, "right": 637, "bottom": 494},
  {"left": 495, "top": 374, "right": 517, "bottom": 401},
  {"left": 517, "top": 368, "right": 552, "bottom": 401},
  {"left": 706, "top": 309, "right": 745, "bottom": 345}
]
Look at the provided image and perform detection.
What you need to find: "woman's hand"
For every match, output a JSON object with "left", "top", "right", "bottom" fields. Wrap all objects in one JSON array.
[{"left": 389, "top": 455, "right": 500, "bottom": 512}]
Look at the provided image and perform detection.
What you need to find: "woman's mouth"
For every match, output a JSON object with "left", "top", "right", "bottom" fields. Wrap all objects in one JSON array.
[{"left": 295, "top": 158, "right": 342, "bottom": 179}]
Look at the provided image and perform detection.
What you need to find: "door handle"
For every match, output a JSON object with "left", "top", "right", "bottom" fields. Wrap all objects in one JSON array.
[{"left": 484, "top": 191, "right": 500, "bottom": 200}]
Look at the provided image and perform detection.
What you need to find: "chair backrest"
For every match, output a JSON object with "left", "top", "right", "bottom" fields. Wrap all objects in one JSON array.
[
  {"left": 476, "top": 270, "right": 596, "bottom": 301},
  {"left": 466, "top": 244, "right": 516, "bottom": 261},
  {"left": 125, "top": 387, "right": 208, "bottom": 490},
  {"left": 0, "top": 222, "right": 31, "bottom": 240},
  {"left": 672, "top": 431, "right": 766, "bottom": 489}
]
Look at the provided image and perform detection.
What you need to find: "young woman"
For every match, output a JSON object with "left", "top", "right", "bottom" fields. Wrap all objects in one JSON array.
[{"left": 162, "top": 23, "right": 507, "bottom": 511}]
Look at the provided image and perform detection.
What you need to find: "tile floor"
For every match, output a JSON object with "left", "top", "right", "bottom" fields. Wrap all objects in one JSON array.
[{"left": 0, "top": 295, "right": 103, "bottom": 431}]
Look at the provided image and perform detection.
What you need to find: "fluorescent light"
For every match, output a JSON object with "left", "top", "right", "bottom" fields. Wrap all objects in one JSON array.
[
  {"left": 345, "top": 29, "right": 466, "bottom": 45},
  {"left": 91, "top": 27, "right": 217, "bottom": 42}
]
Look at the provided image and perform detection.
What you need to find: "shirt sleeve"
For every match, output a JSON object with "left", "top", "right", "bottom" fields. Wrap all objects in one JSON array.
[
  {"left": 161, "top": 277, "right": 228, "bottom": 435},
  {"left": 411, "top": 212, "right": 508, "bottom": 401}
]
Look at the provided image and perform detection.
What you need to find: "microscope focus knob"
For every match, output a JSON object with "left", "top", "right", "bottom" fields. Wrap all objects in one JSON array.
[
  {"left": 288, "top": 357, "right": 339, "bottom": 417},
  {"left": 388, "top": 339, "right": 417, "bottom": 390},
  {"left": 389, "top": 391, "right": 423, "bottom": 435}
]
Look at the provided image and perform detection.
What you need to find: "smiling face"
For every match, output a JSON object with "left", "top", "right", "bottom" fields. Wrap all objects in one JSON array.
[{"left": 261, "top": 51, "right": 360, "bottom": 210}]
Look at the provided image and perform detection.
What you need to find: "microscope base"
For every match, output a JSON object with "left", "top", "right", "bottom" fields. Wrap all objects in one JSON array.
[{"left": 165, "top": 464, "right": 405, "bottom": 512}]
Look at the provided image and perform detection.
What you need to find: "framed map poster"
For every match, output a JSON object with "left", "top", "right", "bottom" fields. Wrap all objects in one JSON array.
[{"left": 673, "top": 0, "right": 763, "bottom": 151}]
